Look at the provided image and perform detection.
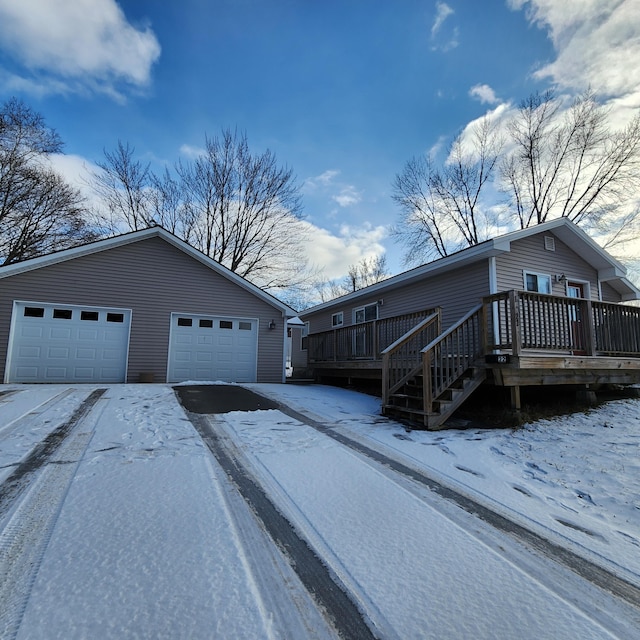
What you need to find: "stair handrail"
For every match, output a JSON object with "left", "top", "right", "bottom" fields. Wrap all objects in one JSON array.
[
  {"left": 381, "top": 309, "right": 441, "bottom": 406},
  {"left": 421, "top": 304, "right": 485, "bottom": 415}
]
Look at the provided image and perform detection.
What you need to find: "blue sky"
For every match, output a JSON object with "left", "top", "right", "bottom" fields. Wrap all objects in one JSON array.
[{"left": 0, "top": 1, "right": 638, "bottom": 281}]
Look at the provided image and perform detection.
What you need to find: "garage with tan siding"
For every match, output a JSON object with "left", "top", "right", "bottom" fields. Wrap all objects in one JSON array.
[{"left": 0, "top": 228, "right": 294, "bottom": 385}]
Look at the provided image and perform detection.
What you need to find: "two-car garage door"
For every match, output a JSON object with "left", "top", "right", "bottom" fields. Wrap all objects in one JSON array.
[{"left": 6, "top": 301, "right": 131, "bottom": 383}]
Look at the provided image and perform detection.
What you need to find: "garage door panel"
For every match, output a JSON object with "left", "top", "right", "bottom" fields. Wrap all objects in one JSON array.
[
  {"left": 78, "top": 329, "right": 99, "bottom": 341},
  {"left": 7, "top": 302, "right": 130, "bottom": 383},
  {"left": 50, "top": 327, "right": 73, "bottom": 339},
  {"left": 168, "top": 314, "right": 258, "bottom": 383},
  {"left": 21, "top": 326, "right": 43, "bottom": 339}
]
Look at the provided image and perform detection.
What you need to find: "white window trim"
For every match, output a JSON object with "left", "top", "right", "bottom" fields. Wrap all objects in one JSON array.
[
  {"left": 353, "top": 302, "right": 379, "bottom": 324},
  {"left": 523, "top": 270, "right": 552, "bottom": 294},
  {"left": 332, "top": 312, "right": 344, "bottom": 327},
  {"left": 565, "top": 279, "right": 591, "bottom": 299},
  {"left": 301, "top": 321, "right": 309, "bottom": 350}
]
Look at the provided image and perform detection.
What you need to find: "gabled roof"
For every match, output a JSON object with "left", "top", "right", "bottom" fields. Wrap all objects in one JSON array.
[
  {"left": 0, "top": 226, "right": 297, "bottom": 316},
  {"left": 302, "top": 218, "right": 639, "bottom": 315}
]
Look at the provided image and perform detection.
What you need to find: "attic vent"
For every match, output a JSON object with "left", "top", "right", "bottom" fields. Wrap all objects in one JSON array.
[{"left": 544, "top": 236, "right": 556, "bottom": 251}]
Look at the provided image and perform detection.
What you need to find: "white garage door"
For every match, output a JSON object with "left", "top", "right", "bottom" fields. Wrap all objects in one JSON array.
[
  {"left": 6, "top": 301, "right": 131, "bottom": 383},
  {"left": 167, "top": 313, "right": 258, "bottom": 383}
]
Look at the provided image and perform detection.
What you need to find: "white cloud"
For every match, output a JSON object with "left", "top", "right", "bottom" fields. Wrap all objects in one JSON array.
[
  {"left": 430, "top": 2, "right": 459, "bottom": 51},
  {"left": 303, "top": 170, "right": 340, "bottom": 191},
  {"left": 431, "top": 2, "right": 454, "bottom": 37},
  {"left": 469, "top": 84, "right": 499, "bottom": 104},
  {"left": 179, "top": 144, "right": 206, "bottom": 159},
  {"left": 300, "top": 221, "right": 387, "bottom": 280},
  {"left": 332, "top": 185, "right": 362, "bottom": 208},
  {"left": 511, "top": 0, "right": 640, "bottom": 113},
  {"left": 0, "top": 0, "right": 161, "bottom": 99}
]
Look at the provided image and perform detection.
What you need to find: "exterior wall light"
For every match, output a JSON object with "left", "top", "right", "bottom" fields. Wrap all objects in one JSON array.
[{"left": 268, "top": 320, "right": 276, "bottom": 330}]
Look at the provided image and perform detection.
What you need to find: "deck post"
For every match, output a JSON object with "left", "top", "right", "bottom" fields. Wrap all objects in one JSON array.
[
  {"left": 422, "top": 349, "right": 433, "bottom": 417},
  {"left": 381, "top": 352, "right": 389, "bottom": 407},
  {"left": 583, "top": 299, "right": 596, "bottom": 356},
  {"left": 373, "top": 320, "right": 379, "bottom": 359},
  {"left": 509, "top": 290, "right": 522, "bottom": 356},
  {"left": 510, "top": 385, "right": 521, "bottom": 411},
  {"left": 478, "top": 303, "right": 488, "bottom": 356},
  {"left": 333, "top": 329, "right": 337, "bottom": 362}
]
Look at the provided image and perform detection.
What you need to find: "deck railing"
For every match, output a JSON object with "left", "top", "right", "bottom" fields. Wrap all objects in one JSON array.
[
  {"left": 381, "top": 309, "right": 442, "bottom": 404},
  {"left": 485, "top": 291, "right": 640, "bottom": 357},
  {"left": 422, "top": 304, "right": 485, "bottom": 413},
  {"left": 306, "top": 310, "right": 436, "bottom": 363}
]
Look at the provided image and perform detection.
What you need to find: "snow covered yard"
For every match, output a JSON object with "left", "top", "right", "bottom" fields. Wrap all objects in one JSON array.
[
  {"left": 0, "top": 382, "right": 639, "bottom": 639},
  {"left": 251, "top": 384, "right": 640, "bottom": 582}
]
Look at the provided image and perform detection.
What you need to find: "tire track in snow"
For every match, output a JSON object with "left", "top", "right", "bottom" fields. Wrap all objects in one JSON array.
[
  {"left": 186, "top": 411, "right": 379, "bottom": 640},
  {"left": 0, "top": 389, "right": 106, "bottom": 639},
  {"left": 276, "top": 404, "right": 640, "bottom": 613}
]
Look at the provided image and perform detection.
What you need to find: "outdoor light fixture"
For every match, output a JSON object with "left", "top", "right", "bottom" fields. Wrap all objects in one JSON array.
[{"left": 268, "top": 320, "right": 276, "bottom": 330}]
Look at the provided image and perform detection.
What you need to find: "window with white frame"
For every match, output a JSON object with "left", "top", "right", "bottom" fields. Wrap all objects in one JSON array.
[
  {"left": 353, "top": 302, "right": 378, "bottom": 324},
  {"left": 301, "top": 321, "right": 310, "bottom": 350},
  {"left": 524, "top": 271, "right": 552, "bottom": 294},
  {"left": 332, "top": 312, "right": 343, "bottom": 327}
]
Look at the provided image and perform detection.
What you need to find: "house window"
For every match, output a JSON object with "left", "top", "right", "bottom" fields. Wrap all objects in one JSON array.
[
  {"left": 354, "top": 303, "right": 378, "bottom": 324},
  {"left": 301, "top": 322, "right": 309, "bottom": 350},
  {"left": 524, "top": 271, "right": 552, "bottom": 294},
  {"left": 332, "top": 312, "right": 343, "bottom": 327}
]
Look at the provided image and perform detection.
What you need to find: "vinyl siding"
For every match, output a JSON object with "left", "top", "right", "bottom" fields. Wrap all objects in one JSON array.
[
  {"left": 302, "top": 261, "right": 490, "bottom": 333},
  {"left": 0, "top": 237, "right": 286, "bottom": 383},
  {"left": 600, "top": 281, "right": 624, "bottom": 303},
  {"left": 495, "top": 232, "right": 601, "bottom": 300}
]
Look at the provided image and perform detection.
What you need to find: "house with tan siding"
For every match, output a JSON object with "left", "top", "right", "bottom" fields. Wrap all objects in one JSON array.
[
  {"left": 296, "top": 219, "right": 640, "bottom": 428},
  {"left": 0, "top": 227, "right": 295, "bottom": 385}
]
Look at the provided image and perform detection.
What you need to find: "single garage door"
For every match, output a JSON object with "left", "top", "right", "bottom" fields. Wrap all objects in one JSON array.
[
  {"left": 6, "top": 301, "right": 131, "bottom": 383},
  {"left": 167, "top": 313, "right": 258, "bottom": 383}
]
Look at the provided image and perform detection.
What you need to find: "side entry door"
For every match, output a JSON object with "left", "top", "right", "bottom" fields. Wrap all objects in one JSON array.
[{"left": 567, "top": 282, "right": 586, "bottom": 354}]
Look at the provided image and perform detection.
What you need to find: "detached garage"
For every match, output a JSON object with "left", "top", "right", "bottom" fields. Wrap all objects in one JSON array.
[{"left": 0, "top": 228, "right": 295, "bottom": 384}]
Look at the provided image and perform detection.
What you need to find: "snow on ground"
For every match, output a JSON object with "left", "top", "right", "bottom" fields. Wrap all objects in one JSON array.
[
  {"left": 251, "top": 383, "right": 640, "bottom": 582},
  {"left": 1, "top": 382, "right": 639, "bottom": 639},
  {"left": 0, "top": 385, "right": 334, "bottom": 640}
]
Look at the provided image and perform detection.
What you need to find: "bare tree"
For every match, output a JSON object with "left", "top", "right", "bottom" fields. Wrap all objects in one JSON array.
[
  {"left": 344, "top": 254, "right": 389, "bottom": 292},
  {"left": 0, "top": 98, "right": 92, "bottom": 265},
  {"left": 178, "top": 129, "right": 309, "bottom": 290},
  {"left": 502, "top": 89, "right": 640, "bottom": 247},
  {"left": 148, "top": 167, "right": 197, "bottom": 240},
  {"left": 90, "top": 129, "right": 311, "bottom": 292},
  {"left": 89, "top": 140, "right": 153, "bottom": 232},
  {"left": 393, "top": 89, "right": 640, "bottom": 264},
  {"left": 392, "top": 114, "right": 503, "bottom": 263}
]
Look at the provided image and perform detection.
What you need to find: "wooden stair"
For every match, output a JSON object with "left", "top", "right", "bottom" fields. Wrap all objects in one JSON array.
[
  {"left": 381, "top": 304, "right": 487, "bottom": 430},
  {"left": 384, "top": 367, "right": 486, "bottom": 429}
]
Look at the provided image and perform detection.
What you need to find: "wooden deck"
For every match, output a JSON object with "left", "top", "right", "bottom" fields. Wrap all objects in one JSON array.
[{"left": 304, "top": 292, "right": 640, "bottom": 427}]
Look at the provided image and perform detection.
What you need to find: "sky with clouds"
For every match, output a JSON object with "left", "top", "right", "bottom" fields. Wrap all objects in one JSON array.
[{"left": 0, "top": 0, "right": 638, "bottom": 281}]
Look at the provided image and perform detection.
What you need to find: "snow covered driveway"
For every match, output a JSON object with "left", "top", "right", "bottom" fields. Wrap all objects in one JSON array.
[{"left": 0, "top": 383, "right": 639, "bottom": 639}]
